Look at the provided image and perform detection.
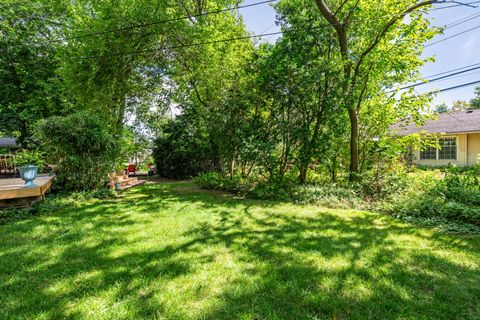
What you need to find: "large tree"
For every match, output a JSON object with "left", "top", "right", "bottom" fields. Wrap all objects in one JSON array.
[
  {"left": 312, "top": 0, "right": 440, "bottom": 180},
  {"left": 256, "top": 1, "right": 344, "bottom": 183},
  {"left": 0, "top": 2, "right": 68, "bottom": 146}
]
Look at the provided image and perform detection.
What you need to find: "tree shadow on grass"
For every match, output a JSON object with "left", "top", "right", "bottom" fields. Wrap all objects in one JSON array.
[{"left": 0, "top": 182, "right": 479, "bottom": 319}]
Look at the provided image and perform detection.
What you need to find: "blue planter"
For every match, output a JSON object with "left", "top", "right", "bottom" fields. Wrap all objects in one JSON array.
[{"left": 18, "top": 166, "right": 39, "bottom": 188}]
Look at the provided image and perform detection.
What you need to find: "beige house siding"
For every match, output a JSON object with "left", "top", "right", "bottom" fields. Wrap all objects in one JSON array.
[
  {"left": 467, "top": 133, "right": 480, "bottom": 165},
  {"left": 413, "top": 134, "right": 468, "bottom": 166}
]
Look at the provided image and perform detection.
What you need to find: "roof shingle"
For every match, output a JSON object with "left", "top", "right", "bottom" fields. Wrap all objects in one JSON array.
[{"left": 391, "top": 109, "right": 480, "bottom": 136}]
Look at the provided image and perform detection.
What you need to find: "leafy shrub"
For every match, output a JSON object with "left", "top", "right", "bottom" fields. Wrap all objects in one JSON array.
[
  {"left": 197, "top": 167, "right": 480, "bottom": 227},
  {"left": 439, "top": 165, "right": 480, "bottom": 205},
  {"left": 194, "top": 171, "right": 362, "bottom": 207},
  {"left": 193, "top": 172, "right": 254, "bottom": 195},
  {"left": 376, "top": 169, "right": 480, "bottom": 226},
  {"left": 35, "top": 111, "right": 119, "bottom": 191},
  {"left": 290, "top": 184, "right": 364, "bottom": 208},
  {"left": 153, "top": 113, "right": 220, "bottom": 179},
  {"left": 11, "top": 148, "right": 46, "bottom": 169}
]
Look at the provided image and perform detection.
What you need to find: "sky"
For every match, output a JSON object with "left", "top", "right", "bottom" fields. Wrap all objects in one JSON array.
[{"left": 239, "top": 0, "right": 480, "bottom": 107}]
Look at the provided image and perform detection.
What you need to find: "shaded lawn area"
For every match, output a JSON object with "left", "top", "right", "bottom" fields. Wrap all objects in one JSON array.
[{"left": 0, "top": 182, "right": 479, "bottom": 320}]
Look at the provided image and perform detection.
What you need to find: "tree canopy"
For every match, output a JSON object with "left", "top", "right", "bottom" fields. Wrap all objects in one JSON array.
[{"left": 0, "top": 0, "right": 449, "bottom": 185}]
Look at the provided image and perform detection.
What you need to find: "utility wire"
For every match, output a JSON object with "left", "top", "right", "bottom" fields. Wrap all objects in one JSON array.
[
  {"left": 437, "top": 79, "right": 480, "bottom": 92},
  {"left": 387, "top": 65, "right": 480, "bottom": 93},
  {"left": 425, "top": 23, "right": 480, "bottom": 47},
  {"left": 8, "top": 25, "right": 328, "bottom": 66},
  {"left": 431, "top": 0, "right": 480, "bottom": 10},
  {"left": 445, "top": 12, "right": 480, "bottom": 28},
  {"left": 4, "top": 1, "right": 476, "bottom": 63},
  {"left": 50, "top": 0, "right": 278, "bottom": 42},
  {"left": 400, "top": 65, "right": 480, "bottom": 90},
  {"left": 424, "top": 61, "right": 480, "bottom": 78},
  {"left": 4, "top": 0, "right": 472, "bottom": 47}
]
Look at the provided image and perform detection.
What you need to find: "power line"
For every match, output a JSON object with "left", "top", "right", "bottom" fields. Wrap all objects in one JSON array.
[
  {"left": 431, "top": 0, "right": 480, "bottom": 10},
  {"left": 424, "top": 62, "right": 480, "bottom": 78},
  {"left": 400, "top": 65, "right": 480, "bottom": 90},
  {"left": 5, "top": 1, "right": 476, "bottom": 64},
  {"left": 9, "top": 24, "right": 332, "bottom": 66},
  {"left": 437, "top": 79, "right": 480, "bottom": 92},
  {"left": 445, "top": 12, "right": 480, "bottom": 28},
  {"left": 51, "top": 0, "right": 278, "bottom": 43},
  {"left": 5, "top": 0, "right": 472, "bottom": 48},
  {"left": 398, "top": 79, "right": 480, "bottom": 101},
  {"left": 71, "top": 27, "right": 319, "bottom": 60},
  {"left": 425, "top": 23, "right": 480, "bottom": 47}
]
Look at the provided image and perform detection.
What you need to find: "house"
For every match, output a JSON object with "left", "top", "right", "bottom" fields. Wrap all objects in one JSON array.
[
  {"left": 392, "top": 109, "right": 480, "bottom": 166},
  {"left": 0, "top": 137, "right": 20, "bottom": 152}
]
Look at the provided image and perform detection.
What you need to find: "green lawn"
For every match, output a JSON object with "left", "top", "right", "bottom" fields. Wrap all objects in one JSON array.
[{"left": 1, "top": 181, "right": 479, "bottom": 320}]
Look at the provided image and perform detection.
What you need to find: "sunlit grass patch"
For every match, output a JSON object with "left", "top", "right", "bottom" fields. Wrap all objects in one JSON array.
[{"left": 0, "top": 181, "right": 479, "bottom": 320}]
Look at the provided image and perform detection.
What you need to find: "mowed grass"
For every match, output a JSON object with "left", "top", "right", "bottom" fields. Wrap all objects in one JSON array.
[{"left": 0, "top": 182, "right": 479, "bottom": 320}]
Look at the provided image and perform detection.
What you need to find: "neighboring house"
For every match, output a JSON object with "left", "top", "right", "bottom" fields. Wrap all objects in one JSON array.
[
  {"left": 392, "top": 109, "right": 480, "bottom": 166},
  {"left": 0, "top": 137, "right": 20, "bottom": 153}
]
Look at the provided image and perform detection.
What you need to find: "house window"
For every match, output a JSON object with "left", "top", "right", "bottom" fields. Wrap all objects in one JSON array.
[
  {"left": 420, "top": 140, "right": 436, "bottom": 160},
  {"left": 438, "top": 137, "right": 457, "bottom": 160},
  {"left": 419, "top": 136, "right": 457, "bottom": 161}
]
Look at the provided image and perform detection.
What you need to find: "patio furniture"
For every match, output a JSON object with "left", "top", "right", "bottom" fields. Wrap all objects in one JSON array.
[
  {"left": 0, "top": 154, "right": 17, "bottom": 177},
  {"left": 127, "top": 164, "right": 136, "bottom": 176}
]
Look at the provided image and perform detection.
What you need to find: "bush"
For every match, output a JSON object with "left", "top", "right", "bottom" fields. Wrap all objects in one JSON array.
[
  {"left": 196, "top": 167, "right": 480, "bottom": 227},
  {"left": 153, "top": 114, "right": 220, "bottom": 179},
  {"left": 440, "top": 165, "right": 480, "bottom": 205},
  {"left": 35, "top": 111, "right": 119, "bottom": 191},
  {"left": 193, "top": 172, "right": 362, "bottom": 207},
  {"left": 376, "top": 169, "right": 480, "bottom": 226},
  {"left": 290, "top": 184, "right": 364, "bottom": 208}
]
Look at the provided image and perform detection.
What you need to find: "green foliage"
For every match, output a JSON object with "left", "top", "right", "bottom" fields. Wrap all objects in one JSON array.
[
  {"left": 11, "top": 148, "right": 46, "bottom": 169},
  {"left": 193, "top": 172, "right": 245, "bottom": 193},
  {"left": 196, "top": 165, "right": 480, "bottom": 227},
  {"left": 153, "top": 112, "right": 220, "bottom": 179},
  {"left": 0, "top": 2, "right": 68, "bottom": 146},
  {"left": 35, "top": 111, "right": 119, "bottom": 191},
  {"left": 440, "top": 165, "right": 480, "bottom": 205},
  {"left": 377, "top": 168, "right": 480, "bottom": 226},
  {"left": 470, "top": 85, "right": 480, "bottom": 109}
]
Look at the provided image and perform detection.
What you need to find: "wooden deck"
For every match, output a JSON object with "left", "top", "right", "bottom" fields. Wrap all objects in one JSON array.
[{"left": 0, "top": 175, "right": 54, "bottom": 208}]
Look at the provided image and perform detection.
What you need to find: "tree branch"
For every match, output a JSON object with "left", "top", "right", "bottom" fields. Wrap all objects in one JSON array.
[{"left": 353, "top": 0, "right": 443, "bottom": 78}]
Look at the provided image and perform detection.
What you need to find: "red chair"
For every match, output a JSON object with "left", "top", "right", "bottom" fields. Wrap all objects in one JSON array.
[{"left": 127, "top": 164, "right": 136, "bottom": 176}]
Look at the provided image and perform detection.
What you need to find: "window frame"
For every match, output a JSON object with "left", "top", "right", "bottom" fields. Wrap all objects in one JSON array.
[
  {"left": 419, "top": 135, "right": 458, "bottom": 161},
  {"left": 438, "top": 136, "right": 457, "bottom": 160},
  {"left": 419, "top": 139, "right": 437, "bottom": 160}
]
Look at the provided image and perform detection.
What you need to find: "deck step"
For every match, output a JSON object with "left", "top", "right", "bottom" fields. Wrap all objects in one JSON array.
[{"left": 120, "top": 180, "right": 146, "bottom": 190}]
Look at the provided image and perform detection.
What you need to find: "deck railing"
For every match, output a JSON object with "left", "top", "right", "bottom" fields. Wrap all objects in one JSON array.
[{"left": 0, "top": 154, "right": 16, "bottom": 176}]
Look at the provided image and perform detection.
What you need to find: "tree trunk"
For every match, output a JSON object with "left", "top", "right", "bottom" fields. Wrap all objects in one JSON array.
[
  {"left": 299, "top": 165, "right": 307, "bottom": 184},
  {"left": 329, "top": 155, "right": 337, "bottom": 183},
  {"left": 348, "top": 108, "right": 360, "bottom": 181}
]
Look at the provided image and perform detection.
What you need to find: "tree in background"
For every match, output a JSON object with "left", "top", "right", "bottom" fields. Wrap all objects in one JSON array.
[
  {"left": 435, "top": 102, "right": 449, "bottom": 113},
  {"left": 0, "top": 2, "right": 69, "bottom": 146},
  {"left": 312, "top": 0, "right": 439, "bottom": 180},
  {"left": 451, "top": 99, "right": 471, "bottom": 111},
  {"left": 470, "top": 86, "right": 480, "bottom": 109}
]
